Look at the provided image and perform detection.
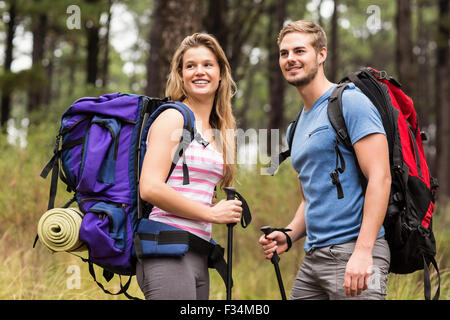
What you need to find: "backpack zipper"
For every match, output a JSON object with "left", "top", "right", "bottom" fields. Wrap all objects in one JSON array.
[
  {"left": 80, "top": 198, "right": 129, "bottom": 238},
  {"left": 407, "top": 125, "right": 423, "bottom": 179},
  {"left": 364, "top": 71, "right": 396, "bottom": 150}
]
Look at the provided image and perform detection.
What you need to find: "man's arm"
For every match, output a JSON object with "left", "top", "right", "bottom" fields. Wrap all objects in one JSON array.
[{"left": 344, "top": 132, "right": 391, "bottom": 296}]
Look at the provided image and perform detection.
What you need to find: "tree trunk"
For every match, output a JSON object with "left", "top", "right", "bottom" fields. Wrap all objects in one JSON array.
[
  {"left": 317, "top": 0, "right": 324, "bottom": 27},
  {"left": 28, "top": 11, "right": 47, "bottom": 112},
  {"left": 84, "top": 0, "right": 101, "bottom": 86},
  {"left": 43, "top": 33, "right": 57, "bottom": 107},
  {"left": 329, "top": 0, "right": 339, "bottom": 82},
  {"left": 267, "top": 0, "right": 287, "bottom": 154},
  {"left": 415, "top": 0, "right": 430, "bottom": 127},
  {"left": 204, "top": 0, "right": 228, "bottom": 54},
  {"left": 1, "top": 1, "right": 16, "bottom": 130},
  {"left": 434, "top": 0, "right": 450, "bottom": 200},
  {"left": 145, "top": 0, "right": 203, "bottom": 98},
  {"left": 395, "top": 0, "right": 414, "bottom": 94},
  {"left": 86, "top": 23, "right": 100, "bottom": 85},
  {"left": 67, "top": 41, "right": 79, "bottom": 97},
  {"left": 101, "top": 0, "right": 112, "bottom": 88}
]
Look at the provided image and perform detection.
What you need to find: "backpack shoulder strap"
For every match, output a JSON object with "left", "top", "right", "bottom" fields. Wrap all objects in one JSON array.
[
  {"left": 287, "top": 110, "right": 302, "bottom": 152},
  {"left": 149, "top": 101, "right": 196, "bottom": 133},
  {"left": 137, "top": 101, "right": 197, "bottom": 220},
  {"left": 327, "top": 82, "right": 368, "bottom": 199},
  {"left": 266, "top": 110, "right": 302, "bottom": 176},
  {"left": 148, "top": 101, "right": 198, "bottom": 185},
  {"left": 327, "top": 82, "right": 352, "bottom": 150}
]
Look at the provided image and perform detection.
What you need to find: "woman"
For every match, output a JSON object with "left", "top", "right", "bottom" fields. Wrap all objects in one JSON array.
[{"left": 138, "top": 33, "right": 242, "bottom": 300}]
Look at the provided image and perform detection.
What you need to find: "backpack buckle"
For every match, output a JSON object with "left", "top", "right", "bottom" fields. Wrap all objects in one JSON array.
[
  {"left": 194, "top": 132, "right": 209, "bottom": 147},
  {"left": 375, "top": 70, "right": 388, "bottom": 80},
  {"left": 337, "top": 129, "right": 348, "bottom": 141},
  {"left": 418, "top": 224, "right": 431, "bottom": 237}
]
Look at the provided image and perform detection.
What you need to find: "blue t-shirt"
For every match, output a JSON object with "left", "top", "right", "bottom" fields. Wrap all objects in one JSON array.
[{"left": 289, "top": 83, "right": 386, "bottom": 252}]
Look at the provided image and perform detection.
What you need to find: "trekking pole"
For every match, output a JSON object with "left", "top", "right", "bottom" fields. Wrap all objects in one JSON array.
[
  {"left": 224, "top": 187, "right": 236, "bottom": 300},
  {"left": 261, "top": 226, "right": 291, "bottom": 300},
  {"left": 223, "top": 187, "right": 252, "bottom": 300}
]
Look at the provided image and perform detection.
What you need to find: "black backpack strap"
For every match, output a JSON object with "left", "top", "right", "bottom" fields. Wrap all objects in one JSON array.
[
  {"left": 40, "top": 134, "right": 63, "bottom": 210},
  {"left": 328, "top": 83, "right": 352, "bottom": 148},
  {"left": 86, "top": 262, "right": 141, "bottom": 300},
  {"left": 266, "top": 110, "right": 302, "bottom": 175},
  {"left": 327, "top": 83, "right": 368, "bottom": 199},
  {"left": 423, "top": 255, "right": 440, "bottom": 300},
  {"left": 188, "top": 235, "right": 231, "bottom": 289},
  {"left": 134, "top": 230, "right": 231, "bottom": 289},
  {"left": 327, "top": 83, "right": 350, "bottom": 199},
  {"left": 171, "top": 126, "right": 193, "bottom": 185}
]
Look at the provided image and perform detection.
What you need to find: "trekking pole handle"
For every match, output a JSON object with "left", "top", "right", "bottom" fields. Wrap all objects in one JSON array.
[
  {"left": 261, "top": 226, "right": 280, "bottom": 264},
  {"left": 261, "top": 226, "right": 292, "bottom": 262},
  {"left": 224, "top": 187, "right": 237, "bottom": 227},
  {"left": 261, "top": 226, "right": 292, "bottom": 245},
  {"left": 260, "top": 225, "right": 274, "bottom": 236}
]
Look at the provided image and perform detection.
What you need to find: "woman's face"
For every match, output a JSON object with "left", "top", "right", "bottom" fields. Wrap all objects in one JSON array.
[{"left": 181, "top": 45, "right": 221, "bottom": 101}]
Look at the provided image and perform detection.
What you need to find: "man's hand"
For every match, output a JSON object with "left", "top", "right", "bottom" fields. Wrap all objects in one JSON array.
[
  {"left": 343, "top": 249, "right": 373, "bottom": 296},
  {"left": 258, "top": 231, "right": 289, "bottom": 260}
]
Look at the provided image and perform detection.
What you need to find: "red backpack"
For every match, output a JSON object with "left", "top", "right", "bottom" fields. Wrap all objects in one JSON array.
[{"left": 271, "top": 67, "right": 440, "bottom": 300}]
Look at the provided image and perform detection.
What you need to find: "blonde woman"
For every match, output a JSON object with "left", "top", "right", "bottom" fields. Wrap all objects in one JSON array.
[{"left": 138, "top": 33, "right": 242, "bottom": 300}]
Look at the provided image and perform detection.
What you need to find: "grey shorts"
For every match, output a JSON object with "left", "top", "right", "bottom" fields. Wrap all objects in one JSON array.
[
  {"left": 290, "top": 237, "right": 391, "bottom": 300},
  {"left": 136, "top": 250, "right": 210, "bottom": 300}
]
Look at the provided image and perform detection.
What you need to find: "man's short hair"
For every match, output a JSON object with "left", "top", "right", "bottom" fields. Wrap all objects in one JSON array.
[{"left": 277, "top": 20, "right": 327, "bottom": 53}]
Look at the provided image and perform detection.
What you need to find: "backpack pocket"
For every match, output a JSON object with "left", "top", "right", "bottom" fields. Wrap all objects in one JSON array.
[
  {"left": 60, "top": 115, "right": 91, "bottom": 190},
  {"left": 77, "top": 115, "right": 122, "bottom": 193},
  {"left": 79, "top": 201, "right": 128, "bottom": 259},
  {"left": 133, "top": 219, "right": 189, "bottom": 258},
  {"left": 307, "top": 125, "right": 329, "bottom": 137}
]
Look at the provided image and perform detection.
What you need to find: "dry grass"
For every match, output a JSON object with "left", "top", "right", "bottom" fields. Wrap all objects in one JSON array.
[{"left": 0, "top": 125, "right": 448, "bottom": 300}]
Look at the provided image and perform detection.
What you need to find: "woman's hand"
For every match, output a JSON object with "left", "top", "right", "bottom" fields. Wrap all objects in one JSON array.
[{"left": 209, "top": 199, "right": 242, "bottom": 224}]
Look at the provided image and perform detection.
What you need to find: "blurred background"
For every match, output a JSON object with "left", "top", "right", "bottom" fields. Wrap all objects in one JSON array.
[{"left": 0, "top": 0, "right": 448, "bottom": 300}]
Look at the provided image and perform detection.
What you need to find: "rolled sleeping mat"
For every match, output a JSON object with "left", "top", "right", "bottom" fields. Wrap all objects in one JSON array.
[{"left": 37, "top": 207, "right": 87, "bottom": 252}]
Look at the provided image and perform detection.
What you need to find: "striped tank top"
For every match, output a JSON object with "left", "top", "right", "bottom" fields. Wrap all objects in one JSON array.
[{"left": 148, "top": 137, "right": 224, "bottom": 241}]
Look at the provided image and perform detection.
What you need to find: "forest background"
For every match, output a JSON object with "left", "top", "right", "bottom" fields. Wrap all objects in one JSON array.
[{"left": 0, "top": 0, "right": 448, "bottom": 300}]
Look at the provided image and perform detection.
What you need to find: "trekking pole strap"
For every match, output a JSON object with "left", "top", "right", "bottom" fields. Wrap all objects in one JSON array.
[
  {"left": 224, "top": 188, "right": 252, "bottom": 228},
  {"left": 268, "top": 228, "right": 292, "bottom": 252}
]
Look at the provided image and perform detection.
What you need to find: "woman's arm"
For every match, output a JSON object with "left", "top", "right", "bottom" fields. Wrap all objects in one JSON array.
[{"left": 139, "top": 109, "right": 241, "bottom": 224}]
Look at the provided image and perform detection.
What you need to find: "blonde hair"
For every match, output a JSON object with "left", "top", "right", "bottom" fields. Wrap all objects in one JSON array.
[
  {"left": 165, "top": 33, "right": 237, "bottom": 190},
  {"left": 277, "top": 20, "right": 327, "bottom": 53}
]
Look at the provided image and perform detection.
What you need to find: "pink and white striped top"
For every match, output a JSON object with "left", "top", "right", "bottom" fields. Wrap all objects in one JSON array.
[{"left": 149, "top": 138, "right": 224, "bottom": 241}]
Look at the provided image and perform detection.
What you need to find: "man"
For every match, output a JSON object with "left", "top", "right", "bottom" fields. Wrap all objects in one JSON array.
[{"left": 259, "top": 20, "right": 392, "bottom": 300}]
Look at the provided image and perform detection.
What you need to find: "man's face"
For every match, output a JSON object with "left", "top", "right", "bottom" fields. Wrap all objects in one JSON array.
[{"left": 278, "top": 32, "right": 325, "bottom": 87}]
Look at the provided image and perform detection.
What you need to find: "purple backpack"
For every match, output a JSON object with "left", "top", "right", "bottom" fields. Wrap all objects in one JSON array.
[{"left": 38, "top": 93, "right": 232, "bottom": 298}]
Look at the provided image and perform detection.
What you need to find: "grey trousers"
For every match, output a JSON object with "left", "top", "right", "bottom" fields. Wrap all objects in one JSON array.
[
  {"left": 290, "top": 237, "right": 390, "bottom": 300},
  {"left": 136, "top": 250, "right": 210, "bottom": 300}
]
